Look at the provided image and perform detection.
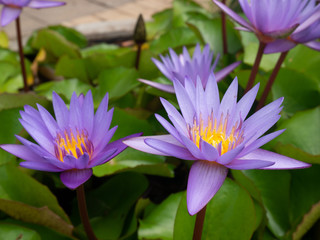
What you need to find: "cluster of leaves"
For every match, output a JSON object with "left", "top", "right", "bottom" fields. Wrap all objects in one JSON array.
[{"left": 0, "top": 0, "right": 319, "bottom": 239}]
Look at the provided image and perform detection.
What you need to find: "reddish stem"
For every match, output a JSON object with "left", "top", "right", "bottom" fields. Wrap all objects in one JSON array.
[
  {"left": 221, "top": 0, "right": 228, "bottom": 54},
  {"left": 15, "top": 17, "right": 29, "bottom": 92},
  {"left": 193, "top": 206, "right": 207, "bottom": 240},
  {"left": 245, "top": 42, "right": 266, "bottom": 93},
  {"left": 256, "top": 51, "right": 288, "bottom": 110},
  {"left": 77, "top": 184, "right": 97, "bottom": 240}
]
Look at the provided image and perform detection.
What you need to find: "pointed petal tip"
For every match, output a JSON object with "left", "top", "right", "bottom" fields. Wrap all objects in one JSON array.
[{"left": 60, "top": 169, "right": 92, "bottom": 190}]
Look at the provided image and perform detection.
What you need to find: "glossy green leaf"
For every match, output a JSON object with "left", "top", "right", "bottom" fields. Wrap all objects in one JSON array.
[
  {"left": 80, "top": 172, "right": 148, "bottom": 240},
  {"left": 49, "top": 25, "right": 88, "bottom": 48},
  {"left": 146, "top": 9, "right": 173, "bottom": 39},
  {"left": 272, "top": 69, "right": 320, "bottom": 115},
  {"left": 81, "top": 43, "right": 119, "bottom": 58},
  {"left": 150, "top": 27, "right": 198, "bottom": 54},
  {"left": 0, "top": 223, "right": 41, "bottom": 240},
  {"left": 95, "top": 67, "right": 139, "bottom": 100},
  {"left": 276, "top": 107, "right": 320, "bottom": 155},
  {"left": 139, "top": 192, "right": 183, "bottom": 240},
  {"left": 0, "top": 93, "right": 50, "bottom": 111},
  {"left": 0, "top": 108, "right": 24, "bottom": 165},
  {"left": 93, "top": 148, "right": 173, "bottom": 177},
  {"left": 55, "top": 55, "right": 89, "bottom": 83},
  {"left": 242, "top": 170, "right": 291, "bottom": 238},
  {"left": 0, "top": 163, "right": 72, "bottom": 236},
  {"left": 35, "top": 78, "right": 92, "bottom": 100},
  {"left": 32, "top": 29, "right": 80, "bottom": 58},
  {"left": 187, "top": 15, "right": 242, "bottom": 54},
  {"left": 109, "top": 108, "right": 153, "bottom": 141}
]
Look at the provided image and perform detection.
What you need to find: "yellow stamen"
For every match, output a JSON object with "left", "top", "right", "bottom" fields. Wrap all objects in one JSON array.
[
  {"left": 54, "top": 129, "right": 93, "bottom": 162},
  {"left": 188, "top": 114, "right": 243, "bottom": 155}
]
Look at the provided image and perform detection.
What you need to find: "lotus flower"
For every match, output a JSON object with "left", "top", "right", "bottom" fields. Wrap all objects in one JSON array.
[
  {"left": 124, "top": 74, "right": 310, "bottom": 215},
  {"left": 212, "top": 0, "right": 320, "bottom": 52},
  {"left": 0, "top": 0, "right": 65, "bottom": 26},
  {"left": 139, "top": 44, "right": 241, "bottom": 93},
  {"left": 1, "top": 91, "right": 141, "bottom": 189}
]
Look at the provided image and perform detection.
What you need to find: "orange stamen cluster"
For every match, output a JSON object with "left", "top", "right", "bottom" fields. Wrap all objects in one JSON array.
[
  {"left": 54, "top": 129, "right": 93, "bottom": 162},
  {"left": 188, "top": 113, "right": 244, "bottom": 155}
]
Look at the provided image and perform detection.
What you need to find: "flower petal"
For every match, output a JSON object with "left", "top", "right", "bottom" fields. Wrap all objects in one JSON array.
[
  {"left": 81, "top": 90, "right": 94, "bottom": 135},
  {"left": 123, "top": 135, "right": 181, "bottom": 156},
  {"left": 240, "top": 149, "right": 311, "bottom": 169},
  {"left": 138, "top": 79, "right": 175, "bottom": 93},
  {"left": 75, "top": 153, "right": 90, "bottom": 169},
  {"left": 0, "top": 144, "right": 44, "bottom": 162},
  {"left": 215, "top": 61, "right": 241, "bottom": 82},
  {"left": 264, "top": 39, "right": 296, "bottom": 54},
  {"left": 304, "top": 41, "right": 320, "bottom": 51},
  {"left": 187, "top": 161, "right": 228, "bottom": 215},
  {"left": 60, "top": 169, "right": 92, "bottom": 190},
  {"left": 1, "top": 6, "right": 22, "bottom": 26},
  {"left": 145, "top": 138, "right": 197, "bottom": 160},
  {"left": 20, "top": 161, "right": 62, "bottom": 172},
  {"left": 217, "top": 144, "right": 244, "bottom": 165},
  {"left": 52, "top": 92, "right": 69, "bottom": 129},
  {"left": 212, "top": 0, "right": 254, "bottom": 31},
  {"left": 226, "top": 159, "right": 274, "bottom": 170},
  {"left": 28, "top": 0, "right": 65, "bottom": 8}
]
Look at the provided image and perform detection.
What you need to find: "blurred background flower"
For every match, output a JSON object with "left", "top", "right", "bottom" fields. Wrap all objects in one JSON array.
[{"left": 139, "top": 44, "right": 241, "bottom": 93}]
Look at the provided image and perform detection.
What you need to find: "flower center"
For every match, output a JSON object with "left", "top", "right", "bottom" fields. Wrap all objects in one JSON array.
[
  {"left": 54, "top": 129, "right": 93, "bottom": 162},
  {"left": 188, "top": 113, "right": 244, "bottom": 155}
]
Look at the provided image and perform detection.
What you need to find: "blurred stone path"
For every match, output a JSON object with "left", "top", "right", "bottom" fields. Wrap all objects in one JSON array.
[{"left": 1, "top": 0, "right": 173, "bottom": 48}]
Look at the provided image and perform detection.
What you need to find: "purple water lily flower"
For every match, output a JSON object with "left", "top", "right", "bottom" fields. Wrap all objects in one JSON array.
[
  {"left": 124, "top": 74, "right": 310, "bottom": 215},
  {"left": 139, "top": 44, "right": 241, "bottom": 93},
  {"left": 1, "top": 91, "right": 141, "bottom": 189},
  {"left": 264, "top": 15, "right": 320, "bottom": 53},
  {"left": 0, "top": 0, "right": 65, "bottom": 26},
  {"left": 213, "top": 0, "right": 320, "bottom": 51}
]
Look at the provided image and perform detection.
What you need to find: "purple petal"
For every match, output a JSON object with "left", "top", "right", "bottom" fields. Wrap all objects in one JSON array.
[
  {"left": 123, "top": 135, "right": 181, "bottom": 156},
  {"left": 226, "top": 159, "right": 274, "bottom": 170},
  {"left": 28, "top": 0, "right": 65, "bottom": 8},
  {"left": 187, "top": 161, "right": 228, "bottom": 215},
  {"left": 155, "top": 114, "right": 182, "bottom": 143},
  {"left": 217, "top": 144, "right": 244, "bottom": 165},
  {"left": 74, "top": 153, "right": 89, "bottom": 169},
  {"left": 264, "top": 40, "right": 296, "bottom": 54},
  {"left": 212, "top": 0, "right": 254, "bottom": 31},
  {"left": 69, "top": 92, "right": 82, "bottom": 130},
  {"left": 19, "top": 119, "right": 55, "bottom": 155},
  {"left": 138, "top": 79, "right": 175, "bottom": 93},
  {"left": 304, "top": 41, "right": 320, "bottom": 51},
  {"left": 219, "top": 77, "right": 238, "bottom": 125},
  {"left": 239, "top": 129, "right": 285, "bottom": 157},
  {"left": 172, "top": 79, "right": 195, "bottom": 125},
  {"left": 200, "top": 140, "right": 219, "bottom": 161},
  {"left": 43, "top": 156, "right": 72, "bottom": 170},
  {"left": 60, "top": 169, "right": 92, "bottom": 189},
  {"left": 91, "top": 132, "right": 143, "bottom": 166},
  {"left": 205, "top": 74, "right": 220, "bottom": 116},
  {"left": 0, "top": 144, "right": 44, "bottom": 162},
  {"left": 215, "top": 61, "right": 241, "bottom": 82},
  {"left": 160, "top": 98, "right": 188, "bottom": 135},
  {"left": 81, "top": 90, "right": 94, "bottom": 135},
  {"left": 145, "top": 138, "right": 197, "bottom": 160},
  {"left": 52, "top": 92, "right": 69, "bottom": 130},
  {"left": 20, "top": 161, "right": 62, "bottom": 172},
  {"left": 92, "top": 125, "right": 117, "bottom": 157},
  {"left": 1, "top": 6, "right": 22, "bottom": 26},
  {"left": 180, "top": 134, "right": 205, "bottom": 160},
  {"left": 16, "top": 135, "right": 53, "bottom": 158},
  {"left": 240, "top": 149, "right": 311, "bottom": 169},
  {"left": 235, "top": 82, "right": 259, "bottom": 120},
  {"left": 37, "top": 104, "right": 59, "bottom": 137}
]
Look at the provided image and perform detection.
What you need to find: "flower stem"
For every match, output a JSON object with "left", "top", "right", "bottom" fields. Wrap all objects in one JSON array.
[
  {"left": 76, "top": 184, "right": 97, "bottom": 240},
  {"left": 245, "top": 42, "right": 266, "bottom": 93},
  {"left": 15, "top": 17, "right": 29, "bottom": 92},
  {"left": 256, "top": 51, "right": 288, "bottom": 110},
  {"left": 135, "top": 43, "right": 142, "bottom": 70},
  {"left": 221, "top": 0, "right": 228, "bottom": 54},
  {"left": 193, "top": 205, "right": 207, "bottom": 240}
]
